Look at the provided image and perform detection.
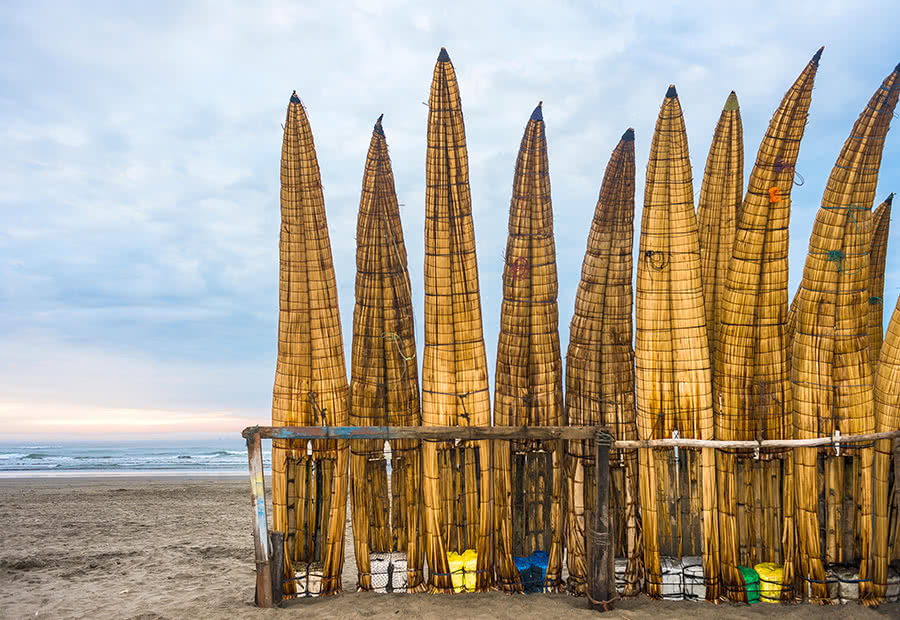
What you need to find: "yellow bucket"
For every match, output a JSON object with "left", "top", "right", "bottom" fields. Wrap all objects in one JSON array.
[
  {"left": 447, "top": 552, "right": 465, "bottom": 593},
  {"left": 462, "top": 549, "right": 478, "bottom": 592},
  {"left": 754, "top": 562, "right": 783, "bottom": 603}
]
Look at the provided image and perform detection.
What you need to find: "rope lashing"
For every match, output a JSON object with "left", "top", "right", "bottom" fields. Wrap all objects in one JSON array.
[
  {"left": 774, "top": 157, "right": 805, "bottom": 186},
  {"left": 643, "top": 250, "right": 669, "bottom": 271},
  {"left": 508, "top": 257, "right": 530, "bottom": 280},
  {"left": 768, "top": 186, "right": 781, "bottom": 203},
  {"left": 869, "top": 296, "right": 882, "bottom": 305},
  {"left": 826, "top": 250, "right": 846, "bottom": 272},
  {"left": 308, "top": 391, "right": 328, "bottom": 425},
  {"left": 382, "top": 332, "right": 416, "bottom": 361}
]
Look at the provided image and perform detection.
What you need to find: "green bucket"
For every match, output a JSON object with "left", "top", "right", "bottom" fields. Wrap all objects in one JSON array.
[{"left": 738, "top": 566, "right": 760, "bottom": 603}]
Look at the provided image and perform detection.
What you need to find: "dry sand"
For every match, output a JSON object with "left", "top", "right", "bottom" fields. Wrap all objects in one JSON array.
[{"left": 1, "top": 476, "right": 898, "bottom": 619}]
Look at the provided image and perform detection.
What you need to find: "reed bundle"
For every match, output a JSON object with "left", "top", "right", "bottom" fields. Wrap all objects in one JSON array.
[
  {"left": 492, "top": 103, "right": 565, "bottom": 593},
  {"left": 698, "top": 91, "right": 743, "bottom": 370},
  {"left": 565, "top": 128, "right": 641, "bottom": 596},
  {"left": 635, "top": 85, "right": 719, "bottom": 600},
  {"left": 421, "top": 48, "right": 493, "bottom": 593},
  {"left": 868, "top": 194, "right": 893, "bottom": 369},
  {"left": 272, "top": 92, "right": 350, "bottom": 595},
  {"left": 714, "top": 49, "right": 820, "bottom": 601},
  {"left": 874, "top": 294, "right": 900, "bottom": 602},
  {"left": 349, "top": 116, "right": 425, "bottom": 592},
  {"left": 791, "top": 64, "right": 900, "bottom": 604}
]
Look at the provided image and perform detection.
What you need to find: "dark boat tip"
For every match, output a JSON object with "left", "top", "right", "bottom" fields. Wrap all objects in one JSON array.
[
  {"left": 888, "top": 192, "right": 895, "bottom": 205},
  {"left": 724, "top": 91, "right": 739, "bottom": 111},
  {"left": 895, "top": 62, "right": 900, "bottom": 73},
  {"left": 437, "top": 47, "right": 450, "bottom": 62},
  {"left": 622, "top": 128, "right": 635, "bottom": 141},
  {"left": 665, "top": 84, "right": 677, "bottom": 98},
  {"left": 812, "top": 46, "right": 824, "bottom": 64},
  {"left": 290, "top": 90, "right": 301, "bottom": 104},
  {"left": 374, "top": 114, "right": 384, "bottom": 136},
  {"left": 530, "top": 101, "right": 543, "bottom": 121}
]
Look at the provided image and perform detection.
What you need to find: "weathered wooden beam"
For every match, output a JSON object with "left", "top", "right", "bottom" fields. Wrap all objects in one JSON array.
[
  {"left": 247, "top": 431, "right": 273, "bottom": 608},
  {"left": 242, "top": 425, "right": 900, "bottom": 448},
  {"left": 270, "top": 531, "right": 284, "bottom": 607},
  {"left": 589, "top": 431, "right": 615, "bottom": 611}
]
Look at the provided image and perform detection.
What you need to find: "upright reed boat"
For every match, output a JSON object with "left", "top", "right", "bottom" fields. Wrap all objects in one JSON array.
[
  {"left": 272, "top": 91, "right": 350, "bottom": 595},
  {"left": 493, "top": 103, "right": 566, "bottom": 593},
  {"left": 349, "top": 116, "right": 425, "bottom": 592},
  {"left": 713, "top": 49, "right": 820, "bottom": 601},
  {"left": 791, "top": 63, "right": 900, "bottom": 604},
  {"left": 565, "top": 128, "right": 641, "bottom": 596},
  {"left": 421, "top": 48, "right": 493, "bottom": 592},
  {"left": 868, "top": 193, "right": 893, "bottom": 369},
  {"left": 635, "top": 85, "right": 719, "bottom": 600}
]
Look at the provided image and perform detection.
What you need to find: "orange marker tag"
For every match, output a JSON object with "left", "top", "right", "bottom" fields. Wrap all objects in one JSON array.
[{"left": 768, "top": 186, "right": 780, "bottom": 203}]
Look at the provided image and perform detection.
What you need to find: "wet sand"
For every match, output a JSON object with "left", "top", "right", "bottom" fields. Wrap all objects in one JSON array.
[{"left": 1, "top": 476, "right": 897, "bottom": 619}]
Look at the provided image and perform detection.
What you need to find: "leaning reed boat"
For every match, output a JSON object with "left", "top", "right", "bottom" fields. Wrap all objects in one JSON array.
[
  {"left": 272, "top": 91, "right": 350, "bottom": 595},
  {"left": 868, "top": 193, "right": 893, "bottom": 369},
  {"left": 565, "top": 128, "right": 641, "bottom": 596},
  {"left": 874, "top": 293, "right": 900, "bottom": 601},
  {"left": 349, "top": 116, "right": 425, "bottom": 592},
  {"left": 698, "top": 91, "right": 743, "bottom": 370},
  {"left": 635, "top": 85, "right": 719, "bottom": 600},
  {"left": 714, "top": 49, "right": 820, "bottom": 602},
  {"left": 791, "top": 64, "right": 900, "bottom": 604},
  {"left": 493, "top": 103, "right": 565, "bottom": 594},
  {"left": 421, "top": 48, "right": 493, "bottom": 593}
]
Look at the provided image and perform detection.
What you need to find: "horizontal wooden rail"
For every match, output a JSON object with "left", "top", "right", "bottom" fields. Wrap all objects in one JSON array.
[{"left": 241, "top": 425, "right": 900, "bottom": 448}]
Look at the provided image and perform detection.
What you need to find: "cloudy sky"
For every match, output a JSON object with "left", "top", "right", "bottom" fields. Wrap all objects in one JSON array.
[{"left": 1, "top": 1, "right": 898, "bottom": 439}]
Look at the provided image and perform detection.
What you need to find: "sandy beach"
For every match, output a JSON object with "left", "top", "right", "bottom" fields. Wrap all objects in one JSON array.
[{"left": 1, "top": 475, "right": 898, "bottom": 620}]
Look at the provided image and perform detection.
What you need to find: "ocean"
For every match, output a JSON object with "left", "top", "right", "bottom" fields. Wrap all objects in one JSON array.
[{"left": 0, "top": 439, "right": 271, "bottom": 477}]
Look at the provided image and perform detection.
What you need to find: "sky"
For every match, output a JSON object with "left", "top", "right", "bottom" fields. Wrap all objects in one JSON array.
[{"left": 1, "top": 0, "right": 898, "bottom": 440}]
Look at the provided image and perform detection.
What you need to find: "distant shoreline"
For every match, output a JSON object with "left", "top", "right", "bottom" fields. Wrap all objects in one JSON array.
[{"left": 0, "top": 470, "right": 256, "bottom": 479}]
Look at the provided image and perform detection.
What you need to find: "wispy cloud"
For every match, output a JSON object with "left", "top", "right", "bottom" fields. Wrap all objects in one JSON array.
[{"left": 1, "top": 0, "right": 898, "bottom": 438}]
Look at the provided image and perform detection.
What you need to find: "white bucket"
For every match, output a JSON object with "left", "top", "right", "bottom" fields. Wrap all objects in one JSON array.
[
  {"left": 293, "top": 561, "right": 323, "bottom": 597},
  {"left": 681, "top": 556, "right": 705, "bottom": 601},
  {"left": 887, "top": 567, "right": 900, "bottom": 602}
]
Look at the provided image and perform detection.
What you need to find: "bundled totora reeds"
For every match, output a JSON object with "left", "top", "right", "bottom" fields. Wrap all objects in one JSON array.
[
  {"left": 565, "top": 128, "right": 641, "bottom": 596},
  {"left": 272, "top": 91, "right": 350, "bottom": 595},
  {"left": 493, "top": 103, "right": 565, "bottom": 594},
  {"left": 421, "top": 48, "right": 493, "bottom": 593},
  {"left": 714, "top": 48, "right": 820, "bottom": 601},
  {"left": 791, "top": 63, "right": 900, "bottom": 604},
  {"left": 635, "top": 85, "right": 719, "bottom": 600},
  {"left": 868, "top": 193, "right": 893, "bottom": 370},
  {"left": 350, "top": 116, "right": 425, "bottom": 592},
  {"left": 874, "top": 293, "right": 900, "bottom": 602}
]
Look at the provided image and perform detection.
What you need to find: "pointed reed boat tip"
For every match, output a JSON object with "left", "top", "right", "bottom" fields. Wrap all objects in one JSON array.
[
  {"left": 724, "top": 91, "right": 739, "bottom": 111},
  {"left": 812, "top": 46, "right": 824, "bottom": 64},
  {"left": 622, "top": 127, "right": 635, "bottom": 141},
  {"left": 374, "top": 114, "right": 384, "bottom": 135},
  {"left": 887, "top": 192, "right": 895, "bottom": 205},
  {"left": 530, "top": 101, "right": 543, "bottom": 121},
  {"left": 665, "top": 84, "right": 677, "bottom": 98},
  {"left": 437, "top": 47, "right": 450, "bottom": 62},
  {"left": 290, "top": 90, "right": 301, "bottom": 104}
]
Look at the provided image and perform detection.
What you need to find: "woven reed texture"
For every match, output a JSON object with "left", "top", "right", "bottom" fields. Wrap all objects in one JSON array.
[
  {"left": 712, "top": 51, "right": 820, "bottom": 601},
  {"left": 874, "top": 294, "right": 900, "bottom": 600},
  {"left": 271, "top": 92, "right": 350, "bottom": 594},
  {"left": 868, "top": 195, "right": 893, "bottom": 369},
  {"left": 698, "top": 91, "right": 743, "bottom": 371},
  {"left": 421, "top": 48, "right": 493, "bottom": 592},
  {"left": 791, "top": 65, "right": 900, "bottom": 604},
  {"left": 564, "top": 129, "right": 642, "bottom": 596},
  {"left": 492, "top": 103, "right": 565, "bottom": 593},
  {"left": 349, "top": 117, "right": 425, "bottom": 592},
  {"left": 634, "top": 85, "right": 719, "bottom": 600}
]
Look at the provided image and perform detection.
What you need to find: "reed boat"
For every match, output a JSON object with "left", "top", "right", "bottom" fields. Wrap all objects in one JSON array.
[
  {"left": 349, "top": 116, "right": 425, "bottom": 592},
  {"left": 271, "top": 91, "right": 351, "bottom": 595},
  {"left": 868, "top": 193, "right": 893, "bottom": 369},
  {"left": 713, "top": 49, "right": 820, "bottom": 602},
  {"left": 565, "top": 128, "right": 641, "bottom": 596},
  {"left": 421, "top": 48, "right": 493, "bottom": 593},
  {"left": 791, "top": 63, "right": 900, "bottom": 604},
  {"left": 635, "top": 84, "right": 719, "bottom": 600},
  {"left": 874, "top": 293, "right": 900, "bottom": 602}
]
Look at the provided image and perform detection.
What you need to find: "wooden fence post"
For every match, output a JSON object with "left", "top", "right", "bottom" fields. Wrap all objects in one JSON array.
[
  {"left": 589, "top": 430, "right": 615, "bottom": 611},
  {"left": 247, "top": 430, "right": 273, "bottom": 608}
]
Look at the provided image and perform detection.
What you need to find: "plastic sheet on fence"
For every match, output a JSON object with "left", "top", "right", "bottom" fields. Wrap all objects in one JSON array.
[
  {"left": 369, "top": 551, "right": 408, "bottom": 593},
  {"left": 290, "top": 561, "right": 324, "bottom": 597}
]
